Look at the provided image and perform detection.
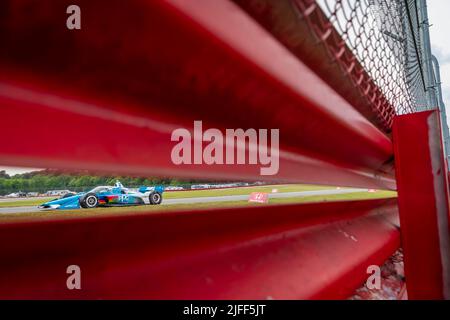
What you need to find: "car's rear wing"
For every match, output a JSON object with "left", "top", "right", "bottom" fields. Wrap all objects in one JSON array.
[{"left": 138, "top": 186, "right": 165, "bottom": 194}]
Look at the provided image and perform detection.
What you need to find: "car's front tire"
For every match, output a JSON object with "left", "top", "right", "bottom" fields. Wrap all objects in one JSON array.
[
  {"left": 79, "top": 193, "right": 99, "bottom": 209},
  {"left": 149, "top": 192, "right": 162, "bottom": 205}
]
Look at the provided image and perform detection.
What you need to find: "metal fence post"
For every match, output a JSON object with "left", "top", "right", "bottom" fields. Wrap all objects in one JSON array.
[{"left": 417, "top": 0, "right": 438, "bottom": 109}]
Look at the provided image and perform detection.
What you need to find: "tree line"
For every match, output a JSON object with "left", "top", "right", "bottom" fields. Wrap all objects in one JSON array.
[{"left": 0, "top": 169, "right": 204, "bottom": 195}]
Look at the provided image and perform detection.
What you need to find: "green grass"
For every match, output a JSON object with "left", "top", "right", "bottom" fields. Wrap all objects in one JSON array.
[
  {"left": 0, "top": 197, "right": 55, "bottom": 207},
  {"left": 0, "top": 190, "right": 396, "bottom": 222},
  {"left": 162, "top": 184, "right": 335, "bottom": 199},
  {"left": 267, "top": 190, "right": 396, "bottom": 204}
]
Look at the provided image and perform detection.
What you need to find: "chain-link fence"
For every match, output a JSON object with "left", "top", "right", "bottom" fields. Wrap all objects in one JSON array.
[
  {"left": 299, "top": 0, "right": 450, "bottom": 155},
  {"left": 238, "top": 0, "right": 450, "bottom": 137},
  {"left": 305, "top": 0, "right": 429, "bottom": 117},
  {"left": 234, "top": 0, "right": 443, "bottom": 132}
]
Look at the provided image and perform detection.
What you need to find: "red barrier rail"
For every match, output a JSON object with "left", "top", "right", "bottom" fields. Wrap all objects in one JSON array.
[
  {"left": 233, "top": 0, "right": 396, "bottom": 132},
  {"left": 0, "top": 198, "right": 399, "bottom": 299},
  {"left": 0, "top": 0, "right": 419, "bottom": 300},
  {"left": 0, "top": 0, "right": 394, "bottom": 189}
]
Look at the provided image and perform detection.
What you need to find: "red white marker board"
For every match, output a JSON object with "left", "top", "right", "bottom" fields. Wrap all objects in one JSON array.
[{"left": 248, "top": 192, "right": 269, "bottom": 204}]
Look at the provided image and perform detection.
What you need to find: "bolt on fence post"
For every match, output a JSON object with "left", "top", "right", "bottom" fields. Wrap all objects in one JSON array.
[{"left": 393, "top": 109, "right": 450, "bottom": 299}]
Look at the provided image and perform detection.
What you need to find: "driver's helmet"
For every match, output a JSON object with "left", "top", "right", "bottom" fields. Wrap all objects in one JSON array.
[{"left": 115, "top": 180, "right": 124, "bottom": 188}]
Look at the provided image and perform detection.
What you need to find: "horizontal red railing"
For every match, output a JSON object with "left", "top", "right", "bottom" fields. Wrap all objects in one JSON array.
[
  {"left": 0, "top": 0, "right": 395, "bottom": 189},
  {"left": 233, "top": 0, "right": 396, "bottom": 132},
  {"left": 0, "top": 198, "right": 399, "bottom": 299},
  {"left": 0, "top": 0, "right": 405, "bottom": 300}
]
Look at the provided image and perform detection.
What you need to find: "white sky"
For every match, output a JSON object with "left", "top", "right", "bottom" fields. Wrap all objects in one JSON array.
[
  {"left": 428, "top": 0, "right": 450, "bottom": 120},
  {"left": 1, "top": 0, "right": 450, "bottom": 176},
  {"left": 0, "top": 166, "right": 42, "bottom": 176}
]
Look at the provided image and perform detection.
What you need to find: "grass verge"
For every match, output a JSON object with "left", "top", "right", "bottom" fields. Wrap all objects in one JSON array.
[
  {"left": 0, "top": 197, "right": 55, "bottom": 207},
  {"left": 0, "top": 184, "right": 343, "bottom": 208}
]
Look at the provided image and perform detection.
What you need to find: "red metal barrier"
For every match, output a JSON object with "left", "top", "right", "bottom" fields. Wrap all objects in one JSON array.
[
  {"left": 0, "top": 0, "right": 394, "bottom": 189},
  {"left": 0, "top": 0, "right": 424, "bottom": 300},
  {"left": 232, "top": 0, "right": 396, "bottom": 132},
  {"left": 0, "top": 199, "right": 399, "bottom": 299},
  {"left": 393, "top": 110, "right": 450, "bottom": 299}
]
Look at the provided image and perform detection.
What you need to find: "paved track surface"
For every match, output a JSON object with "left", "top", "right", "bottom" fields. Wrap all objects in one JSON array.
[
  {"left": 0, "top": 197, "right": 50, "bottom": 203},
  {"left": 0, "top": 188, "right": 367, "bottom": 215}
]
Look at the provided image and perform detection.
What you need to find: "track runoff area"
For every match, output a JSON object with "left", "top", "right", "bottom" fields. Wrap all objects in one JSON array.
[{"left": 0, "top": 184, "right": 396, "bottom": 220}]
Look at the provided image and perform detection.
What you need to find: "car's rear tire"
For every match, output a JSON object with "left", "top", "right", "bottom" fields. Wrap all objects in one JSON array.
[
  {"left": 149, "top": 192, "right": 162, "bottom": 205},
  {"left": 79, "top": 193, "right": 99, "bottom": 209}
]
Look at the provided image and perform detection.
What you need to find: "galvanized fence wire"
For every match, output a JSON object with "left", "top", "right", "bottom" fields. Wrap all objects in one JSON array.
[{"left": 299, "top": 0, "right": 429, "bottom": 121}]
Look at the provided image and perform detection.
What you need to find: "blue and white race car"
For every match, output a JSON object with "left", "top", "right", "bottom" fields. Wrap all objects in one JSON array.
[{"left": 38, "top": 181, "right": 164, "bottom": 210}]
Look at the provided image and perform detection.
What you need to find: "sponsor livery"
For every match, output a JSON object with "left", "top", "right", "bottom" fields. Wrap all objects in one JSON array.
[{"left": 38, "top": 181, "right": 164, "bottom": 210}]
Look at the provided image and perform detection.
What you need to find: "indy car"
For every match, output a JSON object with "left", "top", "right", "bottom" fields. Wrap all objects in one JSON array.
[{"left": 38, "top": 181, "right": 164, "bottom": 210}]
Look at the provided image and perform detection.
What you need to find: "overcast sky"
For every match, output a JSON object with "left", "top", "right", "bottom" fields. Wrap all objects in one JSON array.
[
  {"left": 428, "top": 0, "right": 450, "bottom": 112},
  {"left": 1, "top": 0, "right": 450, "bottom": 176}
]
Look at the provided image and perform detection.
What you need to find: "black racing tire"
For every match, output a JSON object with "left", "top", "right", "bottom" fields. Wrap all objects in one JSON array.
[
  {"left": 149, "top": 192, "right": 162, "bottom": 205},
  {"left": 79, "top": 193, "right": 99, "bottom": 209}
]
